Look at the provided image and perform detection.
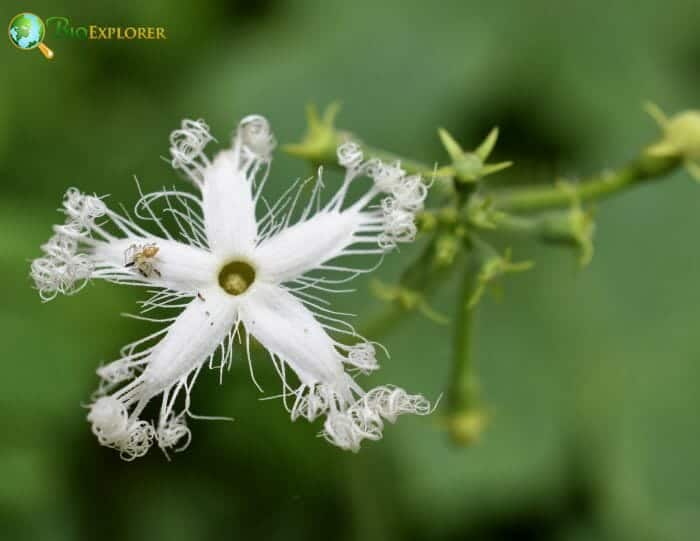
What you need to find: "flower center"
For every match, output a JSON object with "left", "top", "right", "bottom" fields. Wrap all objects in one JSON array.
[{"left": 218, "top": 260, "right": 255, "bottom": 296}]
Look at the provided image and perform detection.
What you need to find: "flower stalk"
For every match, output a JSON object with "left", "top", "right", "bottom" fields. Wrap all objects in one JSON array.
[
  {"left": 445, "top": 254, "right": 487, "bottom": 445},
  {"left": 370, "top": 232, "right": 462, "bottom": 328},
  {"left": 488, "top": 152, "right": 681, "bottom": 213}
]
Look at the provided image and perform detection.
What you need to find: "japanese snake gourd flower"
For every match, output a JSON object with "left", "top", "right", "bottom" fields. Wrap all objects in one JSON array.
[{"left": 31, "top": 115, "right": 432, "bottom": 460}]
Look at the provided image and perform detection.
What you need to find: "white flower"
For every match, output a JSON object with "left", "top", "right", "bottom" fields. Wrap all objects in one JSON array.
[{"left": 31, "top": 117, "right": 431, "bottom": 459}]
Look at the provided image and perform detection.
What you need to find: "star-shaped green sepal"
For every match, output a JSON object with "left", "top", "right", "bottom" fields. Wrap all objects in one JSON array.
[{"left": 436, "top": 127, "right": 512, "bottom": 184}]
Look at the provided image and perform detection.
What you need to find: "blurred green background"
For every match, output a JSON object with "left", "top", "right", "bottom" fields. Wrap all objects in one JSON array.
[{"left": 2, "top": 1, "right": 700, "bottom": 540}]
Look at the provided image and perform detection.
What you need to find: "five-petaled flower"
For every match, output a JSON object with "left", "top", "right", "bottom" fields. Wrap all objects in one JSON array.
[{"left": 31, "top": 115, "right": 432, "bottom": 459}]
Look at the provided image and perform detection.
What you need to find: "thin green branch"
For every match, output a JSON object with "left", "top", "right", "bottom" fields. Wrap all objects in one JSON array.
[
  {"left": 445, "top": 256, "right": 487, "bottom": 445},
  {"left": 356, "top": 233, "right": 462, "bottom": 342},
  {"left": 487, "top": 153, "right": 682, "bottom": 213},
  {"left": 448, "top": 262, "right": 476, "bottom": 413}
]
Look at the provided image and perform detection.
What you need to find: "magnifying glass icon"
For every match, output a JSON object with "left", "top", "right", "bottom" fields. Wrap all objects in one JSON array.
[{"left": 8, "top": 12, "right": 54, "bottom": 60}]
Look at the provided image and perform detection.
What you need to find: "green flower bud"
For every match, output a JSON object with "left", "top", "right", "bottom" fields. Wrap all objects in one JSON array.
[
  {"left": 436, "top": 128, "right": 512, "bottom": 184},
  {"left": 434, "top": 234, "right": 460, "bottom": 268},
  {"left": 445, "top": 409, "right": 489, "bottom": 446},
  {"left": 645, "top": 103, "right": 700, "bottom": 181},
  {"left": 283, "top": 103, "right": 344, "bottom": 162},
  {"left": 469, "top": 247, "right": 533, "bottom": 308}
]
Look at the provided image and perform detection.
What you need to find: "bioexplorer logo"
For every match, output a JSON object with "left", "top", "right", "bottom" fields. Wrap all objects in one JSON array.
[
  {"left": 8, "top": 12, "right": 167, "bottom": 60},
  {"left": 46, "top": 17, "right": 167, "bottom": 41},
  {"left": 8, "top": 12, "right": 54, "bottom": 59}
]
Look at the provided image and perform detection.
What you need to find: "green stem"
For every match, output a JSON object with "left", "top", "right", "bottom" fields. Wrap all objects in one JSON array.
[
  {"left": 466, "top": 210, "right": 593, "bottom": 263},
  {"left": 488, "top": 213, "right": 540, "bottom": 233},
  {"left": 488, "top": 153, "right": 681, "bottom": 213},
  {"left": 357, "top": 236, "right": 460, "bottom": 341},
  {"left": 445, "top": 256, "right": 486, "bottom": 445},
  {"left": 449, "top": 262, "right": 476, "bottom": 412}
]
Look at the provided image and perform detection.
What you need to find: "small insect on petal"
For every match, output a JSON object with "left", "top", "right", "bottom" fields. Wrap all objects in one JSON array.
[{"left": 124, "top": 243, "right": 161, "bottom": 278}]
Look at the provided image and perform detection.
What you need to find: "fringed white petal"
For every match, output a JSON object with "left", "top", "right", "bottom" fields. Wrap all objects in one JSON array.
[
  {"left": 239, "top": 281, "right": 347, "bottom": 385},
  {"left": 256, "top": 209, "right": 370, "bottom": 284},
  {"left": 201, "top": 146, "right": 258, "bottom": 258},
  {"left": 89, "top": 286, "right": 239, "bottom": 459},
  {"left": 92, "top": 237, "right": 219, "bottom": 292},
  {"left": 200, "top": 116, "right": 274, "bottom": 259},
  {"left": 240, "top": 282, "right": 431, "bottom": 452},
  {"left": 31, "top": 187, "right": 217, "bottom": 299},
  {"left": 137, "top": 286, "right": 237, "bottom": 391},
  {"left": 255, "top": 141, "right": 428, "bottom": 285}
]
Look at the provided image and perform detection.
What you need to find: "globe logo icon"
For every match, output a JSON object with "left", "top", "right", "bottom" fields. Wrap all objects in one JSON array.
[{"left": 8, "top": 12, "right": 54, "bottom": 59}]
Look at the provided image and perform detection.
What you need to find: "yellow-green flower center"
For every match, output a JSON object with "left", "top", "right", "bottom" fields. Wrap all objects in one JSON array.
[{"left": 218, "top": 260, "right": 255, "bottom": 296}]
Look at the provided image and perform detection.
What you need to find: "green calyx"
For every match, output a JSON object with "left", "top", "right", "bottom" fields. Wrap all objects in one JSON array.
[
  {"left": 283, "top": 103, "right": 345, "bottom": 163},
  {"left": 436, "top": 127, "right": 512, "bottom": 184}
]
